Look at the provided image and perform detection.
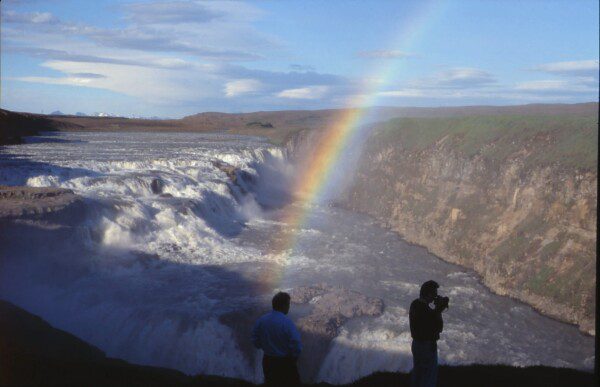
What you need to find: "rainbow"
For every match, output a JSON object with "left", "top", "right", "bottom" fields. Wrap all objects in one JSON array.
[{"left": 260, "top": 1, "right": 447, "bottom": 290}]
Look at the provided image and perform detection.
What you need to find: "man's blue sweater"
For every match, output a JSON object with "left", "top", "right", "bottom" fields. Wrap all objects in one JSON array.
[{"left": 252, "top": 311, "right": 302, "bottom": 358}]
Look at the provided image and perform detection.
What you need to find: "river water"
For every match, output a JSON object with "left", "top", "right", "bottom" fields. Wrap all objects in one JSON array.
[{"left": 0, "top": 131, "right": 594, "bottom": 383}]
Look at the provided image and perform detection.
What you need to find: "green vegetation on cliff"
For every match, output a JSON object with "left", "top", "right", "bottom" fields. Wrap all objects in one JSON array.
[{"left": 373, "top": 115, "right": 598, "bottom": 169}]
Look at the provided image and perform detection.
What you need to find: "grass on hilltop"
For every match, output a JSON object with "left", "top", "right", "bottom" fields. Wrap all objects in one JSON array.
[{"left": 370, "top": 115, "right": 598, "bottom": 170}]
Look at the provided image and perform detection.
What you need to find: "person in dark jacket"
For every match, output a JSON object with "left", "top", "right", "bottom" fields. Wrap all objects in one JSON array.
[
  {"left": 409, "top": 280, "right": 448, "bottom": 387},
  {"left": 252, "top": 292, "right": 302, "bottom": 386}
]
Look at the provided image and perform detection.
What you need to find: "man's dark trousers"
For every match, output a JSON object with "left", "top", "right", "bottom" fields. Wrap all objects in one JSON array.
[
  {"left": 262, "top": 354, "right": 300, "bottom": 386},
  {"left": 410, "top": 340, "right": 438, "bottom": 387}
]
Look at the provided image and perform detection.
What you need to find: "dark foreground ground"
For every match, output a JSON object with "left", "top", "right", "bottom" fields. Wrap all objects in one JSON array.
[{"left": 0, "top": 300, "right": 595, "bottom": 387}]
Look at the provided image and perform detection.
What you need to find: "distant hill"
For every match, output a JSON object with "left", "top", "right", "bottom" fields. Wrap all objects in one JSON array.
[
  {"left": 0, "top": 109, "right": 82, "bottom": 145},
  {"left": 2, "top": 103, "right": 598, "bottom": 146},
  {"left": 179, "top": 103, "right": 599, "bottom": 143}
]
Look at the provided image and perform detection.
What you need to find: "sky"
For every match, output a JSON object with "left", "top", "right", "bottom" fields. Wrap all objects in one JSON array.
[{"left": 1, "top": 0, "right": 598, "bottom": 118}]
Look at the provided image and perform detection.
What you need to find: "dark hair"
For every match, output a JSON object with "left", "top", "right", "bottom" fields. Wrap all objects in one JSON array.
[
  {"left": 420, "top": 280, "right": 439, "bottom": 298},
  {"left": 272, "top": 292, "right": 291, "bottom": 312}
]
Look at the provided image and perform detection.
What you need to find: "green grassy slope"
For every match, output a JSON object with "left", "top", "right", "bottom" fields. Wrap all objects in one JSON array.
[{"left": 372, "top": 115, "right": 598, "bottom": 169}]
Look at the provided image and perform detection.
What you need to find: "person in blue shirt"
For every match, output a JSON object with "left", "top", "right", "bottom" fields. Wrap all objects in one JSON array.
[{"left": 252, "top": 292, "right": 302, "bottom": 386}]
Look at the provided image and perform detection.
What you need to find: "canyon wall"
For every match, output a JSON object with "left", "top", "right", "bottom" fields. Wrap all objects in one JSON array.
[{"left": 287, "top": 113, "right": 597, "bottom": 334}]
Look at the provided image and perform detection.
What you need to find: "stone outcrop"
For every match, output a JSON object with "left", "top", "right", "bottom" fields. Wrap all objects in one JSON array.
[
  {"left": 212, "top": 160, "right": 257, "bottom": 197},
  {"left": 289, "top": 284, "right": 384, "bottom": 381},
  {"left": 290, "top": 284, "right": 384, "bottom": 339},
  {"left": 0, "top": 185, "right": 82, "bottom": 219}
]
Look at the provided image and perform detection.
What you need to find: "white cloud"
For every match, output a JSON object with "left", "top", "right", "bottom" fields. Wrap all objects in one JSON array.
[
  {"left": 515, "top": 79, "right": 597, "bottom": 93},
  {"left": 1, "top": 4, "right": 275, "bottom": 62},
  {"left": 357, "top": 50, "right": 412, "bottom": 59},
  {"left": 378, "top": 89, "right": 428, "bottom": 98},
  {"left": 376, "top": 87, "right": 576, "bottom": 102},
  {"left": 515, "top": 80, "right": 570, "bottom": 91},
  {"left": 3, "top": 3, "right": 337, "bottom": 111},
  {"left": 224, "top": 79, "right": 263, "bottom": 97},
  {"left": 276, "top": 86, "right": 329, "bottom": 99},
  {"left": 1, "top": 10, "right": 58, "bottom": 24},
  {"left": 532, "top": 60, "right": 599, "bottom": 77},
  {"left": 290, "top": 64, "right": 316, "bottom": 72},
  {"left": 12, "top": 57, "right": 346, "bottom": 110},
  {"left": 376, "top": 68, "right": 497, "bottom": 99},
  {"left": 17, "top": 76, "right": 94, "bottom": 86},
  {"left": 377, "top": 88, "right": 490, "bottom": 99},
  {"left": 412, "top": 67, "right": 496, "bottom": 89},
  {"left": 15, "top": 60, "right": 213, "bottom": 104},
  {"left": 4, "top": 0, "right": 595, "bottom": 114},
  {"left": 376, "top": 64, "right": 598, "bottom": 103},
  {"left": 124, "top": 1, "right": 222, "bottom": 25}
]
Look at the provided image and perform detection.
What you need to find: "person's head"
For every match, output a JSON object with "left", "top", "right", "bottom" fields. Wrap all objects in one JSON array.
[
  {"left": 420, "top": 280, "right": 439, "bottom": 303},
  {"left": 272, "top": 292, "right": 291, "bottom": 314}
]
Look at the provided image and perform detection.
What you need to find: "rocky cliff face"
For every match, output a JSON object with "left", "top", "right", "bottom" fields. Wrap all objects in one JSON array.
[{"left": 286, "top": 114, "right": 597, "bottom": 335}]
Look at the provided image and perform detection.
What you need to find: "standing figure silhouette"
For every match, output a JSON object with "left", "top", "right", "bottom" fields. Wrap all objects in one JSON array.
[
  {"left": 252, "top": 292, "right": 302, "bottom": 386},
  {"left": 409, "top": 280, "right": 448, "bottom": 387}
]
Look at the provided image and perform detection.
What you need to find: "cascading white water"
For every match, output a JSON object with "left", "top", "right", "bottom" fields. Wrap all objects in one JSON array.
[
  {"left": 0, "top": 132, "right": 289, "bottom": 381},
  {"left": 0, "top": 131, "right": 594, "bottom": 384}
]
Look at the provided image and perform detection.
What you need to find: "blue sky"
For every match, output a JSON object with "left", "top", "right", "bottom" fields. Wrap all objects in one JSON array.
[{"left": 1, "top": 0, "right": 598, "bottom": 117}]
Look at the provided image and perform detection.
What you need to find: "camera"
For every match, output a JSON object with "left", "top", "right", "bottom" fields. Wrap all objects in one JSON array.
[{"left": 434, "top": 295, "right": 449, "bottom": 310}]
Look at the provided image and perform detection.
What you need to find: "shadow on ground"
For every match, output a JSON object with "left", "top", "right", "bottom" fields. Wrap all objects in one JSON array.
[{"left": 1, "top": 299, "right": 596, "bottom": 387}]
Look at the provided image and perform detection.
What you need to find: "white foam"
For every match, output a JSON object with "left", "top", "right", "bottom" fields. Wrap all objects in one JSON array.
[{"left": 318, "top": 308, "right": 414, "bottom": 383}]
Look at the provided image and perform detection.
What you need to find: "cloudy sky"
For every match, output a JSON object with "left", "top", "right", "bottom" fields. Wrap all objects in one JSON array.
[{"left": 1, "top": 0, "right": 598, "bottom": 117}]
